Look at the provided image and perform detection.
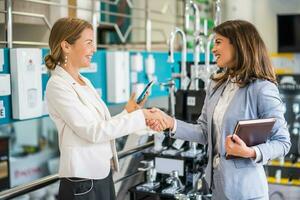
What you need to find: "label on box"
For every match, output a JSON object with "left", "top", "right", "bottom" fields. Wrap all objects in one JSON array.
[
  {"left": 0, "top": 101, "right": 5, "bottom": 119},
  {"left": 187, "top": 96, "right": 196, "bottom": 106}
]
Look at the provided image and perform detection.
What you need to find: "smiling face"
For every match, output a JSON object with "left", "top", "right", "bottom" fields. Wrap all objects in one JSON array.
[
  {"left": 212, "top": 34, "right": 235, "bottom": 68},
  {"left": 67, "top": 28, "right": 95, "bottom": 68}
]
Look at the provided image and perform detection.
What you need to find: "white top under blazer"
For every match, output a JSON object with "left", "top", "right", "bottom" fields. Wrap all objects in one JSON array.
[{"left": 46, "top": 66, "right": 147, "bottom": 179}]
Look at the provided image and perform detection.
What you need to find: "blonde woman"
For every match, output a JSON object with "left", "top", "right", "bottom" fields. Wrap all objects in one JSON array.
[{"left": 45, "top": 18, "right": 166, "bottom": 200}]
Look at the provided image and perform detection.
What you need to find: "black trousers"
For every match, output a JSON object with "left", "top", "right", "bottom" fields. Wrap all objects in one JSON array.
[{"left": 58, "top": 170, "right": 116, "bottom": 200}]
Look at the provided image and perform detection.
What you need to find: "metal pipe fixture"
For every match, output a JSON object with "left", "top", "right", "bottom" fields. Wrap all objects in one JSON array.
[
  {"left": 167, "top": 27, "right": 189, "bottom": 90},
  {"left": 160, "top": 79, "right": 176, "bottom": 117},
  {"left": 5, "top": 0, "right": 12, "bottom": 48},
  {"left": 214, "top": 0, "right": 222, "bottom": 26}
]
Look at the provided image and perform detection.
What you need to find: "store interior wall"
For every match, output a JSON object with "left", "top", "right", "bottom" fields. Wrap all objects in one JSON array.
[
  {"left": 131, "top": 0, "right": 178, "bottom": 44},
  {"left": 1, "top": 0, "right": 300, "bottom": 52},
  {"left": 223, "top": 0, "right": 300, "bottom": 53}
]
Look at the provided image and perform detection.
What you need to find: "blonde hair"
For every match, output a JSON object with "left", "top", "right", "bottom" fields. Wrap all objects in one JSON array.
[{"left": 45, "top": 17, "right": 93, "bottom": 70}]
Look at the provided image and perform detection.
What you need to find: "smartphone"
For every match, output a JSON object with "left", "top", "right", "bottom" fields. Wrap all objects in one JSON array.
[{"left": 136, "top": 81, "right": 154, "bottom": 104}]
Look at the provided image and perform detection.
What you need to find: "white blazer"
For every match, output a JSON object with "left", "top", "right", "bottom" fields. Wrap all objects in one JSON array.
[{"left": 46, "top": 66, "right": 147, "bottom": 179}]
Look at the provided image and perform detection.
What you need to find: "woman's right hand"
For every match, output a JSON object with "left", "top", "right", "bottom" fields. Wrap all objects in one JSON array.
[{"left": 125, "top": 92, "right": 149, "bottom": 113}]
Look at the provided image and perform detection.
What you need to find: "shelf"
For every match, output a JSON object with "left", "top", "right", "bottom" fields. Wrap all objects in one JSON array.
[
  {"left": 267, "top": 160, "right": 300, "bottom": 169},
  {"left": 267, "top": 177, "right": 300, "bottom": 186}
]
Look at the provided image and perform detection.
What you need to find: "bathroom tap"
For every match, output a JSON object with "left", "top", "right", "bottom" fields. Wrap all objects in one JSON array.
[
  {"left": 187, "top": 169, "right": 206, "bottom": 195},
  {"left": 205, "top": 33, "right": 215, "bottom": 74},
  {"left": 183, "top": 0, "right": 202, "bottom": 91},
  {"left": 191, "top": 32, "right": 206, "bottom": 90},
  {"left": 184, "top": 0, "right": 190, "bottom": 31},
  {"left": 195, "top": 33, "right": 206, "bottom": 55},
  {"left": 162, "top": 170, "right": 185, "bottom": 195},
  {"left": 201, "top": 33, "right": 215, "bottom": 87},
  {"left": 136, "top": 160, "right": 160, "bottom": 191},
  {"left": 188, "top": 0, "right": 201, "bottom": 68},
  {"left": 168, "top": 27, "right": 189, "bottom": 90},
  {"left": 184, "top": 0, "right": 200, "bottom": 31},
  {"left": 181, "top": 142, "right": 203, "bottom": 158},
  {"left": 166, "top": 172, "right": 184, "bottom": 189},
  {"left": 214, "top": 0, "right": 222, "bottom": 26},
  {"left": 160, "top": 79, "right": 176, "bottom": 117},
  {"left": 190, "top": 1, "right": 202, "bottom": 91}
]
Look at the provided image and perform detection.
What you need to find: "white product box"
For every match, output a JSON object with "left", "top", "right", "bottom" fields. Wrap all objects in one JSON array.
[
  {"left": 106, "top": 51, "right": 130, "bottom": 103},
  {"left": 10, "top": 48, "right": 43, "bottom": 119}
]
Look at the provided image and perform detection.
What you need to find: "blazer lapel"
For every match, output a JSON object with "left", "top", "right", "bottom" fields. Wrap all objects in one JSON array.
[
  {"left": 52, "top": 66, "right": 108, "bottom": 120},
  {"left": 81, "top": 77, "right": 112, "bottom": 120},
  {"left": 207, "top": 81, "right": 228, "bottom": 158}
]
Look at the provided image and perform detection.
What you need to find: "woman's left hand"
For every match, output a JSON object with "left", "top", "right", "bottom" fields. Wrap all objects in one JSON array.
[
  {"left": 125, "top": 92, "right": 149, "bottom": 113},
  {"left": 225, "top": 134, "right": 256, "bottom": 158}
]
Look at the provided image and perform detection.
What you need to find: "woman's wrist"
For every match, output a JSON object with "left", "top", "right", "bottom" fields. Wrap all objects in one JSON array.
[
  {"left": 245, "top": 147, "right": 256, "bottom": 158},
  {"left": 168, "top": 117, "right": 175, "bottom": 130},
  {"left": 125, "top": 104, "right": 138, "bottom": 113},
  {"left": 142, "top": 109, "right": 149, "bottom": 119}
]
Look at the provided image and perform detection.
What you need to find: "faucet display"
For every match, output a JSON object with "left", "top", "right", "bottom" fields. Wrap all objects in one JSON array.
[
  {"left": 183, "top": 0, "right": 221, "bottom": 90},
  {"left": 192, "top": 33, "right": 206, "bottom": 90},
  {"left": 183, "top": 0, "right": 206, "bottom": 91},
  {"left": 204, "top": 33, "right": 215, "bottom": 81},
  {"left": 181, "top": 142, "right": 203, "bottom": 158},
  {"left": 136, "top": 160, "right": 160, "bottom": 191},
  {"left": 201, "top": 0, "right": 222, "bottom": 87},
  {"left": 162, "top": 170, "right": 185, "bottom": 195},
  {"left": 202, "top": 30, "right": 222, "bottom": 88},
  {"left": 168, "top": 27, "right": 189, "bottom": 90}
]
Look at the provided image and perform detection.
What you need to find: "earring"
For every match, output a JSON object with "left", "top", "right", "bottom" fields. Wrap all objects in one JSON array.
[{"left": 64, "top": 55, "right": 68, "bottom": 67}]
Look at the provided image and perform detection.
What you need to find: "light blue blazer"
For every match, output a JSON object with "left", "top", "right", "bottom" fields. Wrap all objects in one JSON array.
[{"left": 173, "top": 79, "right": 291, "bottom": 199}]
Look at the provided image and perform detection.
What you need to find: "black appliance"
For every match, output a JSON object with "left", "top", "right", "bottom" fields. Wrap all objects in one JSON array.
[
  {"left": 277, "top": 75, "right": 300, "bottom": 157},
  {"left": 175, "top": 89, "right": 206, "bottom": 123},
  {"left": 277, "top": 14, "right": 300, "bottom": 52}
]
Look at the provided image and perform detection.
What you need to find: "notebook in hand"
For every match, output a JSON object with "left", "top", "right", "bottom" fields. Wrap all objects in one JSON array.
[{"left": 226, "top": 118, "right": 276, "bottom": 159}]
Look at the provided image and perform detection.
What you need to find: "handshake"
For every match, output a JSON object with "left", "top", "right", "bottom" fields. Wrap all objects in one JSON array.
[
  {"left": 124, "top": 92, "right": 175, "bottom": 132},
  {"left": 142, "top": 108, "right": 175, "bottom": 132}
]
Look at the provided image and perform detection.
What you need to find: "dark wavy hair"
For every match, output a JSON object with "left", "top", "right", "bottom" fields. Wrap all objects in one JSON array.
[{"left": 211, "top": 20, "right": 277, "bottom": 88}]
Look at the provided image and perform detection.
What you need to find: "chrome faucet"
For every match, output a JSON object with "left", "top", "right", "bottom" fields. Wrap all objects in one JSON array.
[
  {"left": 181, "top": 142, "right": 203, "bottom": 158},
  {"left": 183, "top": 0, "right": 202, "bottom": 90},
  {"left": 168, "top": 27, "right": 189, "bottom": 90},
  {"left": 185, "top": 0, "right": 200, "bottom": 31},
  {"left": 205, "top": 33, "right": 215, "bottom": 74},
  {"left": 160, "top": 79, "right": 176, "bottom": 117},
  {"left": 214, "top": 0, "right": 222, "bottom": 27},
  {"left": 191, "top": 1, "right": 201, "bottom": 91},
  {"left": 162, "top": 170, "right": 185, "bottom": 195},
  {"left": 184, "top": 0, "right": 190, "bottom": 31},
  {"left": 136, "top": 160, "right": 160, "bottom": 191}
]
